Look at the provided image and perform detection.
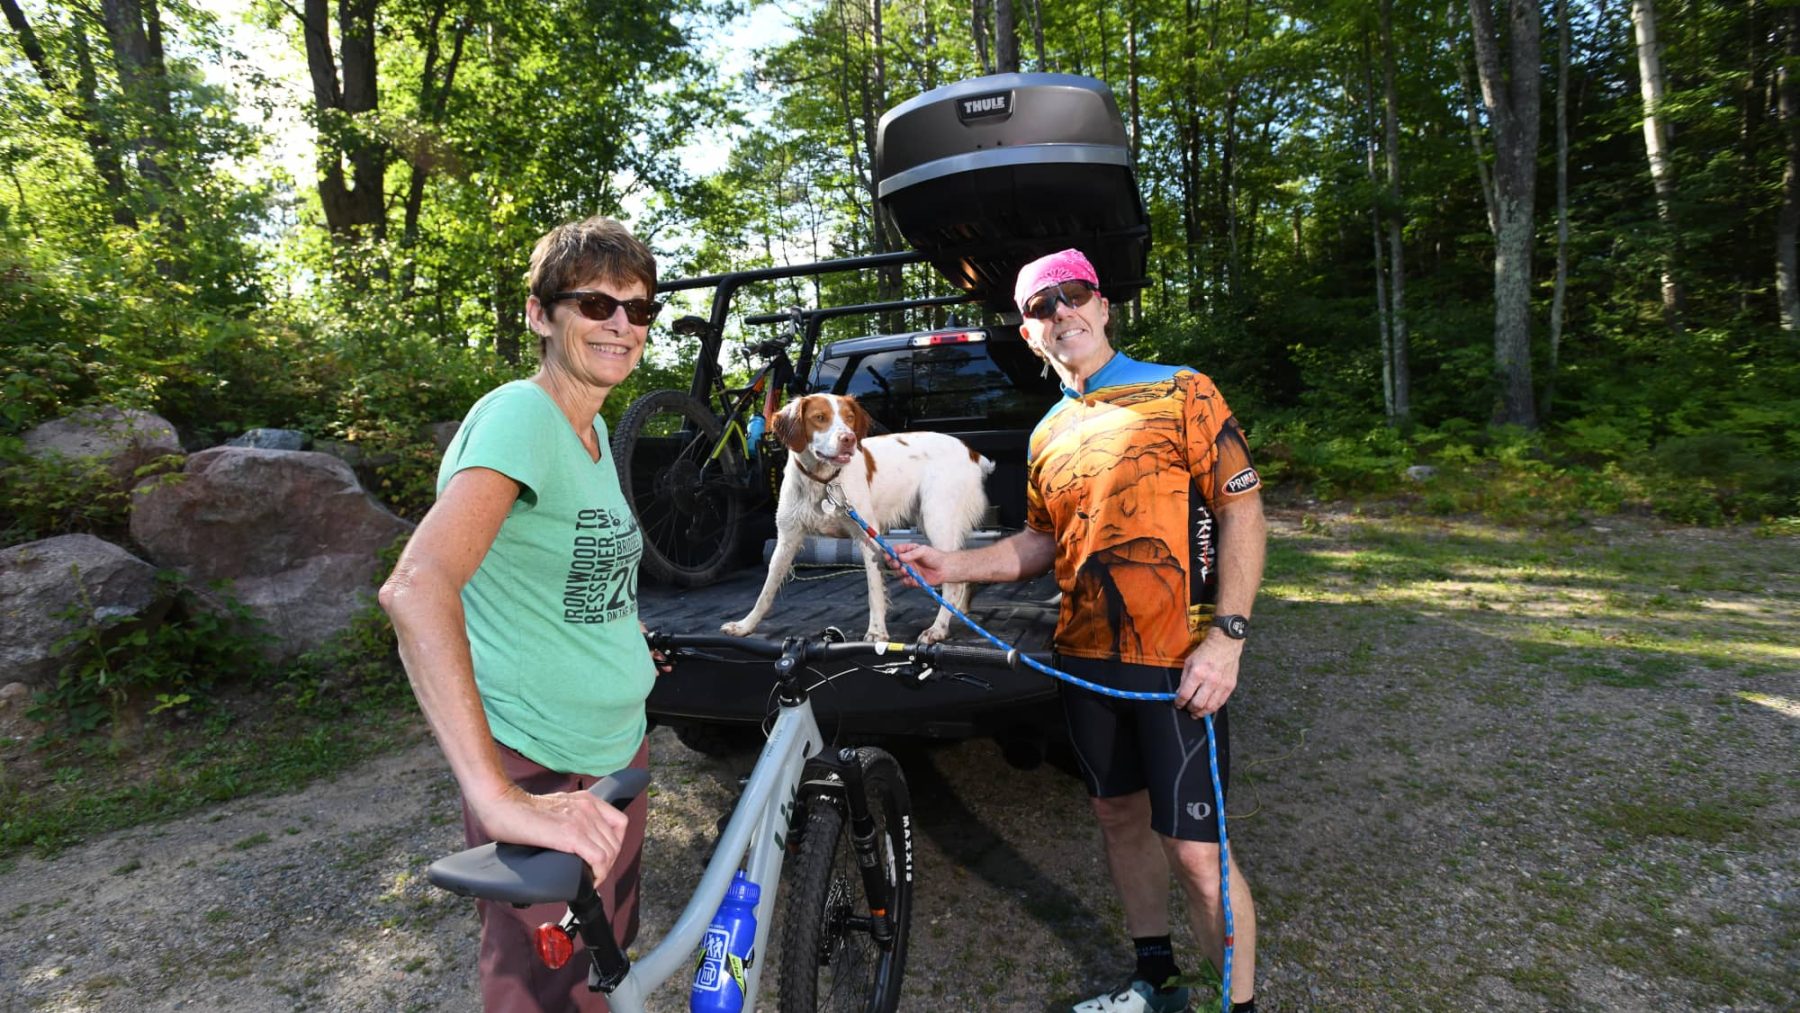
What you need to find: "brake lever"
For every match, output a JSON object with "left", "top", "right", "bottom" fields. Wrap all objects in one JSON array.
[{"left": 875, "top": 661, "right": 988, "bottom": 689}]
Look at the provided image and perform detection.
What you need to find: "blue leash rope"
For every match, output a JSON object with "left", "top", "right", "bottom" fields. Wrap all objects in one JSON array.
[{"left": 837, "top": 502, "right": 1235, "bottom": 1012}]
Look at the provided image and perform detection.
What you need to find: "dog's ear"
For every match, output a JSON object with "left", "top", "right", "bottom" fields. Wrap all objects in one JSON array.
[
  {"left": 843, "top": 395, "right": 872, "bottom": 439},
  {"left": 772, "top": 397, "right": 806, "bottom": 451}
]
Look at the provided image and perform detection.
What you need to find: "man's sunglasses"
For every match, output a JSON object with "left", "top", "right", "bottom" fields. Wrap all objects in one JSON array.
[
  {"left": 548, "top": 290, "right": 664, "bottom": 327},
  {"left": 1022, "top": 280, "right": 1098, "bottom": 320}
]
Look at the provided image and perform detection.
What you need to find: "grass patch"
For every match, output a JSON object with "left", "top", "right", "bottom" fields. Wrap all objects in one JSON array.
[
  {"left": 1502, "top": 964, "right": 1574, "bottom": 1004},
  {"left": 0, "top": 695, "right": 422, "bottom": 858},
  {"left": 1589, "top": 789, "right": 1767, "bottom": 844}
]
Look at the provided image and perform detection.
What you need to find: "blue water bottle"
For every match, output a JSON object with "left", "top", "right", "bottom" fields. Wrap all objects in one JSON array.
[
  {"left": 745, "top": 414, "right": 767, "bottom": 462},
  {"left": 690, "top": 870, "right": 760, "bottom": 1012}
]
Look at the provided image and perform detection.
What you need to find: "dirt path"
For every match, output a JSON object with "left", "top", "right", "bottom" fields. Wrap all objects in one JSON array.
[{"left": 2, "top": 511, "right": 1795, "bottom": 1011}]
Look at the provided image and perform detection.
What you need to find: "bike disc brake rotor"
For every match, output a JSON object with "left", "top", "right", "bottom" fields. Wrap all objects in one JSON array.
[
  {"left": 815, "top": 844, "right": 880, "bottom": 1004},
  {"left": 654, "top": 458, "right": 707, "bottom": 512}
]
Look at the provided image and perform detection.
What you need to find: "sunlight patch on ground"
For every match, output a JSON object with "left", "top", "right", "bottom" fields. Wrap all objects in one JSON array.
[{"left": 1736, "top": 692, "right": 1800, "bottom": 720}]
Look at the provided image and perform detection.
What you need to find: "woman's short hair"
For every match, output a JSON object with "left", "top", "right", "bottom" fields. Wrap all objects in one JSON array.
[{"left": 526, "top": 216, "right": 657, "bottom": 314}]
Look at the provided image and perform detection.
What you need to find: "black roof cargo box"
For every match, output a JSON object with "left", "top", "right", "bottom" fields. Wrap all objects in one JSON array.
[{"left": 875, "top": 73, "right": 1150, "bottom": 311}]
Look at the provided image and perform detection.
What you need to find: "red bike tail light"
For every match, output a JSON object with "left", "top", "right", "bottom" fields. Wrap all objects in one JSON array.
[{"left": 534, "top": 923, "right": 574, "bottom": 969}]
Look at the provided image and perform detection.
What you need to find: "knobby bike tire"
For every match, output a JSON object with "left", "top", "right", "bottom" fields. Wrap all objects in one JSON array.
[
  {"left": 779, "top": 748, "right": 913, "bottom": 1013},
  {"left": 609, "top": 389, "right": 744, "bottom": 587}
]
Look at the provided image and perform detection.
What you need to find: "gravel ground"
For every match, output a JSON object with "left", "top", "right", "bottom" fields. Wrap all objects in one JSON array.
[{"left": 1, "top": 509, "right": 1795, "bottom": 1011}]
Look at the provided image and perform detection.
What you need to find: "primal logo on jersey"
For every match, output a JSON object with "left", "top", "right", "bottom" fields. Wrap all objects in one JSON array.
[{"left": 1222, "top": 467, "right": 1261, "bottom": 495}]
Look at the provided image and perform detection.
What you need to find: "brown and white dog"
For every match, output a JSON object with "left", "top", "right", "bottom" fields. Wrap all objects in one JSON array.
[{"left": 721, "top": 393, "right": 994, "bottom": 644}]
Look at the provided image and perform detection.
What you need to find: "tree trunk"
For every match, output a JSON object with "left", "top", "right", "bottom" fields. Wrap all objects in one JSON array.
[
  {"left": 2, "top": 0, "right": 58, "bottom": 89},
  {"left": 1631, "top": 0, "right": 1683, "bottom": 331},
  {"left": 1379, "top": 0, "right": 1410, "bottom": 425},
  {"left": 302, "top": 0, "right": 388, "bottom": 241},
  {"left": 1221, "top": 78, "right": 1240, "bottom": 301},
  {"left": 995, "top": 0, "right": 1018, "bottom": 73},
  {"left": 1029, "top": 0, "right": 1045, "bottom": 69},
  {"left": 864, "top": 0, "right": 903, "bottom": 315},
  {"left": 1469, "top": 0, "right": 1541, "bottom": 429},
  {"left": 1125, "top": 0, "right": 1141, "bottom": 162},
  {"left": 919, "top": 2, "right": 937, "bottom": 90},
  {"left": 1361, "top": 39, "right": 1395, "bottom": 423},
  {"left": 401, "top": 3, "right": 468, "bottom": 253},
  {"left": 1547, "top": 0, "right": 1571, "bottom": 415},
  {"left": 493, "top": 258, "right": 521, "bottom": 364},
  {"left": 971, "top": 0, "right": 991, "bottom": 74},
  {"left": 1178, "top": 0, "right": 1203, "bottom": 309},
  {"left": 99, "top": 0, "right": 177, "bottom": 226},
  {"left": 1779, "top": 6, "right": 1800, "bottom": 332},
  {"left": 1457, "top": 27, "right": 1499, "bottom": 237},
  {"left": 3, "top": 0, "right": 137, "bottom": 226}
]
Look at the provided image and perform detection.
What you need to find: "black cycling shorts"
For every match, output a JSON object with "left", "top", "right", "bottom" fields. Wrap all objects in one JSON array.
[{"left": 1056, "top": 654, "right": 1232, "bottom": 842}]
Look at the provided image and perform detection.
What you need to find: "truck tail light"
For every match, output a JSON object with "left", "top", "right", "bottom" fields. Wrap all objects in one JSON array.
[{"left": 909, "top": 330, "right": 985, "bottom": 347}]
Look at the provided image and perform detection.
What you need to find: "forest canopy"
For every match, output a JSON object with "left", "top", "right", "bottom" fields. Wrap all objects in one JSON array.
[{"left": 3, "top": 0, "right": 1796, "bottom": 531}]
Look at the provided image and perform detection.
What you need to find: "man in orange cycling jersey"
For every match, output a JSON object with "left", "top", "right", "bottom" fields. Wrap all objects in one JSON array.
[{"left": 893, "top": 248, "right": 1266, "bottom": 1013}]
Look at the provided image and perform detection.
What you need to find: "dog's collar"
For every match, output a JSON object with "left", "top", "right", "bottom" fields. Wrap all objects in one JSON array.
[{"left": 796, "top": 458, "right": 843, "bottom": 486}]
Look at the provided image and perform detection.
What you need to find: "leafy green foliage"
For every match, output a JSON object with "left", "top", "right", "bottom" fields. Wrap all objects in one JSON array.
[
  {"left": 0, "top": 451, "right": 130, "bottom": 547},
  {"left": 28, "top": 571, "right": 272, "bottom": 739}
]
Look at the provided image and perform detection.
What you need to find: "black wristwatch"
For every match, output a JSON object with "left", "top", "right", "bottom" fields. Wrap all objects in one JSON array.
[{"left": 1211, "top": 614, "right": 1249, "bottom": 640}]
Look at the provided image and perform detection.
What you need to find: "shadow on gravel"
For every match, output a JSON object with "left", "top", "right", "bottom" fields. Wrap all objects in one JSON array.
[{"left": 900, "top": 745, "right": 1119, "bottom": 1000}]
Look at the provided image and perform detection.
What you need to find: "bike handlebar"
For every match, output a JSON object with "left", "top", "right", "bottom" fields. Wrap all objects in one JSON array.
[{"left": 646, "top": 632, "right": 1029, "bottom": 672}]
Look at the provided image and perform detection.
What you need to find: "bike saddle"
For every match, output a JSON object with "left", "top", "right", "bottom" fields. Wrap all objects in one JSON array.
[{"left": 426, "top": 768, "right": 650, "bottom": 906}]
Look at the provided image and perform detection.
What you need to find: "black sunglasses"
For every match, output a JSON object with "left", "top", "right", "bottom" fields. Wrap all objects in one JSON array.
[
  {"left": 548, "top": 290, "right": 664, "bottom": 327},
  {"left": 1022, "top": 280, "right": 1098, "bottom": 320}
]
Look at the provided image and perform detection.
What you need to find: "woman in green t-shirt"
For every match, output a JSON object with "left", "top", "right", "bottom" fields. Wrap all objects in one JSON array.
[{"left": 380, "top": 216, "right": 667, "bottom": 1011}]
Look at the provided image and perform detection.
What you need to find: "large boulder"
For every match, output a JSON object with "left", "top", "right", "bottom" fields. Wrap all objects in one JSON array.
[
  {"left": 22, "top": 406, "right": 182, "bottom": 486},
  {"left": 0, "top": 534, "right": 165, "bottom": 686},
  {"left": 129, "top": 448, "right": 414, "bottom": 660},
  {"left": 227, "top": 428, "right": 309, "bottom": 451}
]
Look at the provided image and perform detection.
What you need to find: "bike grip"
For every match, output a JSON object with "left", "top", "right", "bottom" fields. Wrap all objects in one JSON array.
[
  {"left": 927, "top": 643, "right": 1021, "bottom": 668},
  {"left": 588, "top": 767, "right": 650, "bottom": 808}
]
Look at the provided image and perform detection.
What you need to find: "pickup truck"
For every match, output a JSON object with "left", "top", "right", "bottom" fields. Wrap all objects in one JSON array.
[
  {"left": 624, "top": 71, "right": 1150, "bottom": 766},
  {"left": 636, "top": 323, "right": 1069, "bottom": 764}
]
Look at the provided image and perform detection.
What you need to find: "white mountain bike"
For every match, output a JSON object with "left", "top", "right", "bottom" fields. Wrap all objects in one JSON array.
[{"left": 427, "top": 630, "right": 1024, "bottom": 1012}]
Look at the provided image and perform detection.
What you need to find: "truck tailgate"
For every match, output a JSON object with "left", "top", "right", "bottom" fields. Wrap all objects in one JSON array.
[{"left": 640, "top": 564, "right": 1063, "bottom": 740}]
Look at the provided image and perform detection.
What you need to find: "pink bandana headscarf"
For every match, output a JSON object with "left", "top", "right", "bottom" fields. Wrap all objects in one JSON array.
[{"left": 1014, "top": 249, "right": 1101, "bottom": 313}]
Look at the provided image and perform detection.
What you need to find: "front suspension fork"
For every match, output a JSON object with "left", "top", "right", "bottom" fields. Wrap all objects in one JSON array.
[{"left": 834, "top": 748, "right": 897, "bottom": 948}]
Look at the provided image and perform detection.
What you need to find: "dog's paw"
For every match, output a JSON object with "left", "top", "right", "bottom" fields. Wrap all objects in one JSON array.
[
  {"left": 916, "top": 625, "right": 951, "bottom": 645},
  {"left": 720, "top": 619, "right": 754, "bottom": 637},
  {"left": 862, "top": 626, "right": 890, "bottom": 643}
]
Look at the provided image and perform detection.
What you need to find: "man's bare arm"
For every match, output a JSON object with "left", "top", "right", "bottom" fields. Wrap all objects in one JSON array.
[{"left": 890, "top": 526, "right": 1057, "bottom": 586}]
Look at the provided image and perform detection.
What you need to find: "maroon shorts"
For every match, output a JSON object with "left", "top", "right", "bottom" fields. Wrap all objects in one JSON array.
[{"left": 460, "top": 738, "right": 650, "bottom": 1012}]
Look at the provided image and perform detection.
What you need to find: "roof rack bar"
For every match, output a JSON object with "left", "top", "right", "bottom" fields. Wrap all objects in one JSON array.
[
  {"left": 659, "top": 250, "right": 929, "bottom": 402},
  {"left": 743, "top": 292, "right": 980, "bottom": 389},
  {"left": 741, "top": 292, "right": 973, "bottom": 327}
]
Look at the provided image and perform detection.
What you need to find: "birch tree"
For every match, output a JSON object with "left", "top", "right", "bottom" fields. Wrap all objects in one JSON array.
[
  {"left": 1379, "top": 0, "right": 1410, "bottom": 425},
  {"left": 1546, "top": 0, "right": 1570, "bottom": 415},
  {"left": 1631, "top": 0, "right": 1682, "bottom": 332},
  {"left": 1779, "top": 4, "right": 1800, "bottom": 333}
]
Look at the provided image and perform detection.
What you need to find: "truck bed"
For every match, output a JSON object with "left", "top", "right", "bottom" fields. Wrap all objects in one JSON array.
[{"left": 640, "top": 559, "right": 1064, "bottom": 741}]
